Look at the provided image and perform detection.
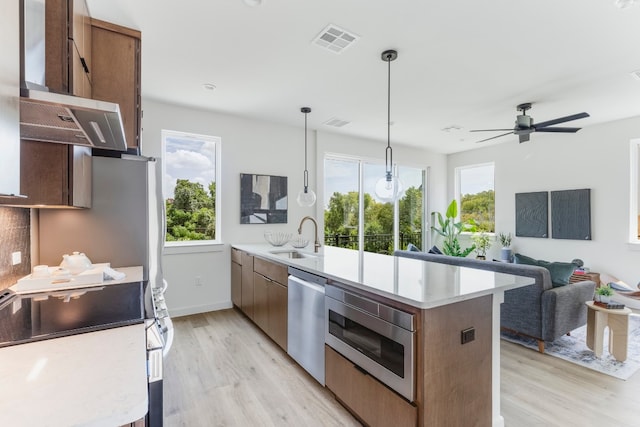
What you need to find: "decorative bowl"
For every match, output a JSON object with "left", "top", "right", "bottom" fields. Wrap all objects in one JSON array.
[
  {"left": 264, "top": 231, "right": 291, "bottom": 247},
  {"left": 289, "top": 235, "right": 309, "bottom": 249}
]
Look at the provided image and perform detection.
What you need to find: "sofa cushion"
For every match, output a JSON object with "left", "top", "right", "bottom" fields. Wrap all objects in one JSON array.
[{"left": 513, "top": 253, "right": 576, "bottom": 287}]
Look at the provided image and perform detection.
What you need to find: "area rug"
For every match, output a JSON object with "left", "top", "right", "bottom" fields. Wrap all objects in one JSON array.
[{"left": 501, "top": 314, "right": 640, "bottom": 380}]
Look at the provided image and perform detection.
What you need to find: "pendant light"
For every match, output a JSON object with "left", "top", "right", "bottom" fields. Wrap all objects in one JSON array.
[
  {"left": 296, "top": 107, "right": 317, "bottom": 207},
  {"left": 375, "top": 49, "right": 404, "bottom": 202}
]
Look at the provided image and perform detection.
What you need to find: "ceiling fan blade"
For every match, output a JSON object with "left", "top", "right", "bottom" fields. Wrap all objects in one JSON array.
[
  {"left": 535, "top": 127, "right": 582, "bottom": 133},
  {"left": 469, "top": 128, "right": 513, "bottom": 132},
  {"left": 475, "top": 132, "right": 513, "bottom": 143},
  {"left": 533, "top": 112, "right": 589, "bottom": 128},
  {"left": 519, "top": 133, "right": 530, "bottom": 143}
]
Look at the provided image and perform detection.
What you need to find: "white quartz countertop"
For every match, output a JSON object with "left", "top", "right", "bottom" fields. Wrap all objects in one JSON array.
[
  {"left": 10, "top": 266, "right": 144, "bottom": 294},
  {"left": 0, "top": 323, "right": 148, "bottom": 427},
  {"left": 233, "top": 244, "right": 535, "bottom": 309}
]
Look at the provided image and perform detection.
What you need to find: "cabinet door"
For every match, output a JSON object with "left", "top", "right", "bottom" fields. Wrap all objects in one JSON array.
[
  {"left": 325, "top": 346, "right": 417, "bottom": 427},
  {"left": 71, "top": 0, "right": 92, "bottom": 97},
  {"left": 231, "top": 261, "right": 242, "bottom": 308},
  {"left": 240, "top": 253, "right": 254, "bottom": 319},
  {"left": 253, "top": 273, "right": 269, "bottom": 333},
  {"left": 267, "top": 280, "right": 288, "bottom": 351},
  {"left": 19, "top": 141, "right": 69, "bottom": 205},
  {"left": 91, "top": 19, "right": 141, "bottom": 150}
]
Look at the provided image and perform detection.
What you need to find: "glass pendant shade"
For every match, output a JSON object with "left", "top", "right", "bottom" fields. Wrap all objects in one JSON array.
[
  {"left": 296, "top": 187, "right": 317, "bottom": 207},
  {"left": 375, "top": 172, "right": 404, "bottom": 202}
]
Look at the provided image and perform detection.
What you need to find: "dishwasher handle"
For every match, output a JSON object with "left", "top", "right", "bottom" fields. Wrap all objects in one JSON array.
[
  {"left": 288, "top": 275, "right": 326, "bottom": 294},
  {"left": 288, "top": 267, "right": 327, "bottom": 287}
]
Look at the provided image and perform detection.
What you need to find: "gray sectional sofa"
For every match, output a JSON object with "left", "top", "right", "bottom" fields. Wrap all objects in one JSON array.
[{"left": 394, "top": 250, "right": 597, "bottom": 353}]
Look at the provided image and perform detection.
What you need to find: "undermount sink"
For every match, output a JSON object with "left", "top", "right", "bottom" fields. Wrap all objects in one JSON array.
[{"left": 269, "top": 249, "right": 316, "bottom": 259}]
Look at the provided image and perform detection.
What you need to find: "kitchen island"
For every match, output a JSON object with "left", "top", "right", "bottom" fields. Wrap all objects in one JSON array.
[{"left": 232, "top": 244, "right": 535, "bottom": 427}]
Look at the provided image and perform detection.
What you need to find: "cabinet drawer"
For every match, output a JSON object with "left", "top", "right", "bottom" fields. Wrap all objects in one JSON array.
[
  {"left": 325, "top": 346, "right": 417, "bottom": 427},
  {"left": 254, "top": 257, "right": 288, "bottom": 285},
  {"left": 231, "top": 248, "right": 242, "bottom": 264}
]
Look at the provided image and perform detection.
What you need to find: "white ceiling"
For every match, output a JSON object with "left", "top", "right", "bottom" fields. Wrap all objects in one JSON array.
[{"left": 86, "top": 0, "right": 640, "bottom": 154}]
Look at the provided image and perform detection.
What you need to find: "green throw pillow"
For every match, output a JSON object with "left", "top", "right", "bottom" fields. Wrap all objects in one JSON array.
[
  {"left": 513, "top": 253, "right": 538, "bottom": 266},
  {"left": 513, "top": 253, "right": 577, "bottom": 287}
]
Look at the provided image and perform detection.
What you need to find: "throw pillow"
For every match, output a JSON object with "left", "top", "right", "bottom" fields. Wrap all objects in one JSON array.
[
  {"left": 513, "top": 253, "right": 538, "bottom": 266},
  {"left": 513, "top": 253, "right": 577, "bottom": 287},
  {"left": 537, "top": 261, "right": 576, "bottom": 287}
]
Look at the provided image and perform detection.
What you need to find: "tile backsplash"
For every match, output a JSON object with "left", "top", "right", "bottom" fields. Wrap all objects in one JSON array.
[{"left": 0, "top": 207, "right": 31, "bottom": 290}]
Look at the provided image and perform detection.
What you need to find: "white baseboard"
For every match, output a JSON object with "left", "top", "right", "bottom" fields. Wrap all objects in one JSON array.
[{"left": 169, "top": 300, "right": 233, "bottom": 318}]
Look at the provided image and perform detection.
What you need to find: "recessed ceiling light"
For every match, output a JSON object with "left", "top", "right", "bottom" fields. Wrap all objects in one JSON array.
[
  {"left": 203, "top": 83, "right": 216, "bottom": 91},
  {"left": 243, "top": 0, "right": 264, "bottom": 7},
  {"left": 615, "top": 0, "right": 637, "bottom": 8},
  {"left": 630, "top": 70, "right": 640, "bottom": 81}
]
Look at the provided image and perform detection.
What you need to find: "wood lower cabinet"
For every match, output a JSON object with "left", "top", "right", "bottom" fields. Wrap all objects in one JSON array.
[
  {"left": 231, "top": 249, "right": 242, "bottom": 308},
  {"left": 325, "top": 346, "right": 417, "bottom": 427},
  {"left": 252, "top": 257, "right": 288, "bottom": 351},
  {"left": 253, "top": 273, "right": 269, "bottom": 333},
  {"left": 267, "top": 280, "right": 287, "bottom": 350},
  {"left": 240, "top": 252, "right": 254, "bottom": 320}
]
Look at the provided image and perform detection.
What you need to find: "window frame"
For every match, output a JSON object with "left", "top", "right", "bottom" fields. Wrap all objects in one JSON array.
[
  {"left": 629, "top": 139, "right": 640, "bottom": 245},
  {"left": 454, "top": 162, "right": 495, "bottom": 234},
  {"left": 161, "top": 129, "right": 222, "bottom": 248},
  {"left": 323, "top": 153, "right": 427, "bottom": 254}
]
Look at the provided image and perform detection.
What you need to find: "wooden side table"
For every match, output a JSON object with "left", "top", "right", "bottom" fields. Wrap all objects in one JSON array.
[
  {"left": 585, "top": 301, "right": 632, "bottom": 361},
  {"left": 570, "top": 271, "right": 601, "bottom": 286}
]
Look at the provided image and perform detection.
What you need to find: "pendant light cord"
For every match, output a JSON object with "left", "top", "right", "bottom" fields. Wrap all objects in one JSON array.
[
  {"left": 385, "top": 51, "right": 393, "bottom": 179},
  {"left": 301, "top": 107, "right": 311, "bottom": 191}
]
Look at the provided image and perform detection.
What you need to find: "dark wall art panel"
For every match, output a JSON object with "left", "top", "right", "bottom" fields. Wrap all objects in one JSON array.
[
  {"left": 551, "top": 188, "right": 591, "bottom": 240},
  {"left": 515, "top": 191, "right": 549, "bottom": 238},
  {"left": 240, "top": 173, "right": 288, "bottom": 224}
]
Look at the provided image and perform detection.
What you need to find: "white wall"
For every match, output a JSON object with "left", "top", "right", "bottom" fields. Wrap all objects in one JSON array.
[
  {"left": 141, "top": 99, "right": 447, "bottom": 316},
  {"left": 448, "top": 116, "right": 640, "bottom": 285},
  {"left": 141, "top": 98, "right": 316, "bottom": 316}
]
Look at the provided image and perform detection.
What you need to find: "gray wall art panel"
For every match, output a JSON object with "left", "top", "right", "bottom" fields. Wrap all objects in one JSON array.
[
  {"left": 515, "top": 191, "right": 549, "bottom": 238},
  {"left": 240, "top": 173, "right": 288, "bottom": 224},
  {"left": 551, "top": 188, "right": 591, "bottom": 240}
]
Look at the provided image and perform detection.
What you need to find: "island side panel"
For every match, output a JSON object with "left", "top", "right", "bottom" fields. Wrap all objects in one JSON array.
[{"left": 419, "top": 294, "right": 493, "bottom": 426}]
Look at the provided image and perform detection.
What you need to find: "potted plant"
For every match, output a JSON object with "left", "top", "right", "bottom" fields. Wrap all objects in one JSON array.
[
  {"left": 431, "top": 199, "right": 477, "bottom": 257},
  {"left": 497, "top": 232, "right": 512, "bottom": 263},
  {"left": 471, "top": 232, "right": 492, "bottom": 260},
  {"left": 595, "top": 284, "right": 614, "bottom": 303}
]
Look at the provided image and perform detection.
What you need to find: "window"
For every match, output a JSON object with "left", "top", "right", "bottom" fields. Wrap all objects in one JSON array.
[
  {"left": 162, "top": 130, "right": 220, "bottom": 244},
  {"left": 324, "top": 155, "right": 426, "bottom": 254},
  {"left": 630, "top": 139, "right": 640, "bottom": 243},
  {"left": 456, "top": 163, "right": 495, "bottom": 232}
]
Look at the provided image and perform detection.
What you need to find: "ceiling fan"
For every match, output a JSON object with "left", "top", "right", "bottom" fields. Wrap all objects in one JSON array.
[{"left": 471, "top": 103, "right": 590, "bottom": 144}]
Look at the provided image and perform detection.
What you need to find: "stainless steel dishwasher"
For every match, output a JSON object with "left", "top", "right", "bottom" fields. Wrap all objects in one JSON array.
[{"left": 287, "top": 267, "right": 327, "bottom": 385}]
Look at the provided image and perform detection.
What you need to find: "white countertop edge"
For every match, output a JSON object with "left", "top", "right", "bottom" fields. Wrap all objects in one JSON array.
[
  {"left": 10, "top": 266, "right": 144, "bottom": 294},
  {"left": 233, "top": 244, "right": 535, "bottom": 309}
]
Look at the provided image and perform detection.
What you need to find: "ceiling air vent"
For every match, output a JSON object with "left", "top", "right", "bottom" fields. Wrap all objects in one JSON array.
[
  {"left": 323, "top": 117, "right": 350, "bottom": 128},
  {"left": 312, "top": 24, "right": 359, "bottom": 54},
  {"left": 631, "top": 70, "right": 640, "bottom": 81}
]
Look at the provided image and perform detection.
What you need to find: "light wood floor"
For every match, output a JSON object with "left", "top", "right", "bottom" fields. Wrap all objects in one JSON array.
[{"left": 164, "top": 309, "right": 640, "bottom": 426}]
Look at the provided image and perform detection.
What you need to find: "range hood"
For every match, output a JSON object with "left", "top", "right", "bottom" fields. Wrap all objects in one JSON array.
[
  {"left": 20, "top": 87, "right": 128, "bottom": 151},
  {"left": 19, "top": 0, "right": 127, "bottom": 152}
]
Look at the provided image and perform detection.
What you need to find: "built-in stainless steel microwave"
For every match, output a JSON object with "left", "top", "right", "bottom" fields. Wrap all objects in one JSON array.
[{"left": 325, "top": 284, "right": 415, "bottom": 402}]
